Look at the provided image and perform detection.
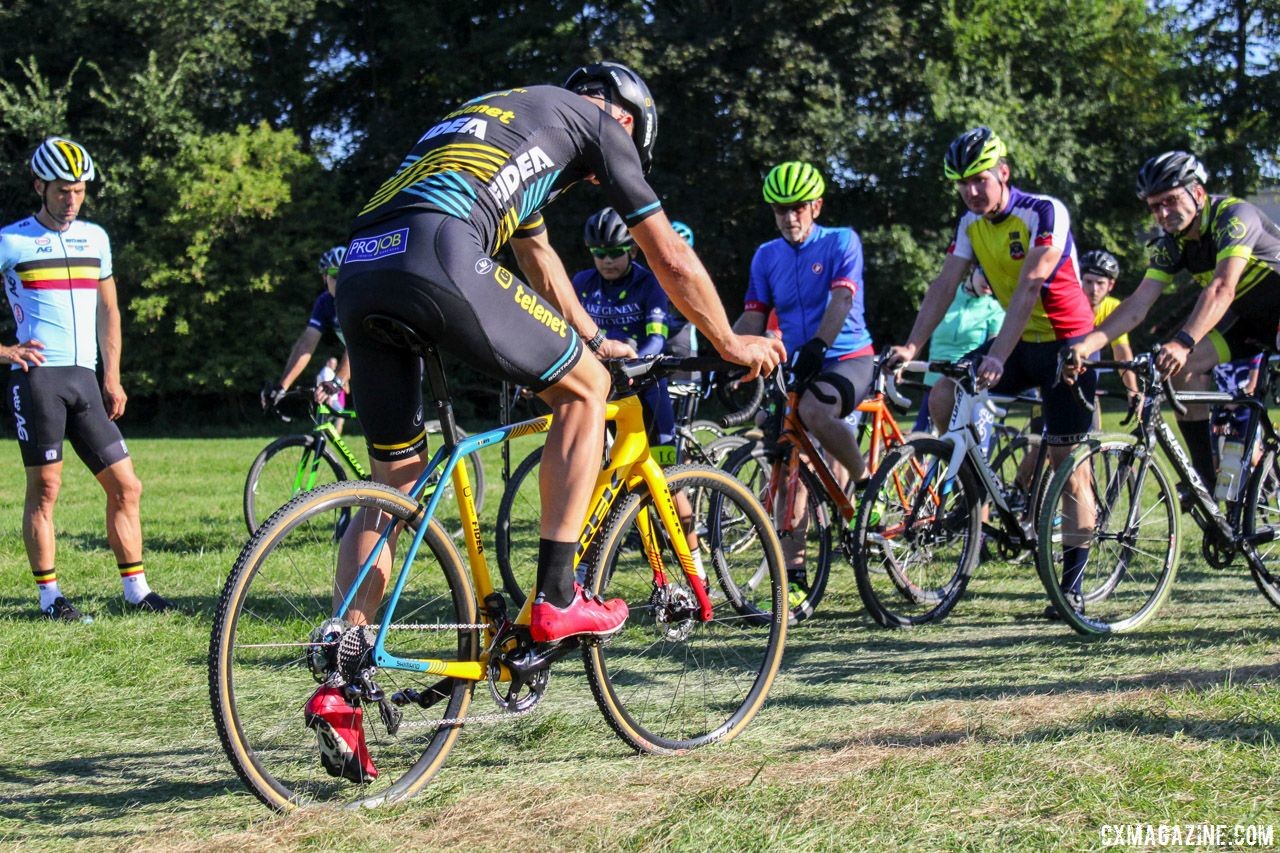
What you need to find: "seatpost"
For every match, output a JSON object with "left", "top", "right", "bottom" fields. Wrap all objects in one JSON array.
[{"left": 421, "top": 345, "right": 460, "bottom": 449}]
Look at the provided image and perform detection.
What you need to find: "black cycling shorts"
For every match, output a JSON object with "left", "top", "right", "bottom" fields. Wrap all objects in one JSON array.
[
  {"left": 1213, "top": 293, "right": 1278, "bottom": 361},
  {"left": 965, "top": 338, "right": 1096, "bottom": 445},
  {"left": 7, "top": 366, "right": 129, "bottom": 472},
  {"left": 336, "top": 211, "right": 583, "bottom": 461},
  {"left": 807, "top": 354, "right": 875, "bottom": 418}
]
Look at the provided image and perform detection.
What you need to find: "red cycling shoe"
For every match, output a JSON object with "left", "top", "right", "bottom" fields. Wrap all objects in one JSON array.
[
  {"left": 529, "top": 584, "right": 629, "bottom": 643},
  {"left": 304, "top": 685, "right": 378, "bottom": 782}
]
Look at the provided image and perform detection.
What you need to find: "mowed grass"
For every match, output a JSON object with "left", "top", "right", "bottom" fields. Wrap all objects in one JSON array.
[{"left": 0, "top": 425, "right": 1278, "bottom": 850}]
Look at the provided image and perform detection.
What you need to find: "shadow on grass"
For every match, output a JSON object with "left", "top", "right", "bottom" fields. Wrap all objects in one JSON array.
[{"left": 0, "top": 747, "right": 234, "bottom": 833}]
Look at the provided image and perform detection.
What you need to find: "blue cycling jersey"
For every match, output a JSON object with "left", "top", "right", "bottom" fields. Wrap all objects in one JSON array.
[
  {"left": 573, "top": 261, "right": 669, "bottom": 356},
  {"left": 744, "top": 223, "right": 872, "bottom": 357},
  {"left": 307, "top": 289, "right": 345, "bottom": 346},
  {"left": 0, "top": 216, "right": 112, "bottom": 370}
]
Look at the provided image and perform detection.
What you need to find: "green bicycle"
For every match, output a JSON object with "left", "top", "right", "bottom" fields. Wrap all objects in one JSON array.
[{"left": 244, "top": 389, "right": 485, "bottom": 536}]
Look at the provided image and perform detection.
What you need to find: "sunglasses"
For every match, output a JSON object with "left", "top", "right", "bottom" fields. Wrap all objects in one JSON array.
[
  {"left": 770, "top": 202, "right": 812, "bottom": 216},
  {"left": 325, "top": 267, "right": 340, "bottom": 277},
  {"left": 589, "top": 246, "right": 633, "bottom": 258}
]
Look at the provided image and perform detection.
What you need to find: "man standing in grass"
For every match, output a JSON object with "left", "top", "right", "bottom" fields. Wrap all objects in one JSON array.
[{"left": 0, "top": 137, "right": 171, "bottom": 622}]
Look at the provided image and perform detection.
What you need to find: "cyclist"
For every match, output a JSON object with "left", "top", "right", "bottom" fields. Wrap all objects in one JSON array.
[
  {"left": 335, "top": 62, "right": 781, "bottom": 645},
  {"left": 884, "top": 127, "right": 1099, "bottom": 617},
  {"left": 1078, "top": 249, "right": 1141, "bottom": 414},
  {"left": 0, "top": 137, "right": 171, "bottom": 622},
  {"left": 735, "top": 161, "right": 875, "bottom": 482},
  {"left": 911, "top": 266, "right": 1005, "bottom": 443},
  {"left": 263, "top": 246, "right": 349, "bottom": 412},
  {"left": 1064, "top": 150, "right": 1280, "bottom": 494},
  {"left": 574, "top": 207, "right": 675, "bottom": 445}
]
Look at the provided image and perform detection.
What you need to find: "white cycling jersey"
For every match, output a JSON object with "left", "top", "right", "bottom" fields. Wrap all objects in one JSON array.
[{"left": 0, "top": 216, "right": 112, "bottom": 370}]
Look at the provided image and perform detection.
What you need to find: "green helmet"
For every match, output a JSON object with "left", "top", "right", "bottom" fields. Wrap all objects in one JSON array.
[
  {"left": 943, "top": 127, "right": 1007, "bottom": 181},
  {"left": 762, "top": 161, "right": 825, "bottom": 204}
]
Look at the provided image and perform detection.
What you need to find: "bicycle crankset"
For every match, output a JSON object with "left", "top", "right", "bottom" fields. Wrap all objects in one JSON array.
[
  {"left": 487, "top": 626, "right": 573, "bottom": 713},
  {"left": 1201, "top": 530, "right": 1237, "bottom": 569}
]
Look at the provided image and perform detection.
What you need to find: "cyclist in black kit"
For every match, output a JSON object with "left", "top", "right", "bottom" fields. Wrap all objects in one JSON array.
[
  {"left": 1064, "top": 150, "right": 1280, "bottom": 491},
  {"left": 334, "top": 62, "right": 783, "bottom": 643}
]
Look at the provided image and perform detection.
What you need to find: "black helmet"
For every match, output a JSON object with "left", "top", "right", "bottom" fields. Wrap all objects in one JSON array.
[
  {"left": 943, "top": 127, "right": 1007, "bottom": 181},
  {"left": 1135, "top": 151, "right": 1207, "bottom": 199},
  {"left": 583, "top": 208, "right": 631, "bottom": 247},
  {"left": 1080, "top": 249, "right": 1120, "bottom": 280},
  {"left": 564, "top": 61, "right": 658, "bottom": 173}
]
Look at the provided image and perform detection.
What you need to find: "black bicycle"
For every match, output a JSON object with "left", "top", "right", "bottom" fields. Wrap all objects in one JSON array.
[{"left": 1036, "top": 349, "right": 1280, "bottom": 634}]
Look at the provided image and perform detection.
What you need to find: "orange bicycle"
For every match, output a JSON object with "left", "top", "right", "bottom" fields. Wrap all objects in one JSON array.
[{"left": 719, "top": 359, "right": 916, "bottom": 622}]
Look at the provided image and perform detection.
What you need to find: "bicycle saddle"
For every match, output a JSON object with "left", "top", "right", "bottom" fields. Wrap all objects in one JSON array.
[{"left": 362, "top": 314, "right": 433, "bottom": 356}]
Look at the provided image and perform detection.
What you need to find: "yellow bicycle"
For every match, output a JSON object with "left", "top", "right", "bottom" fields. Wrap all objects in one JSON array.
[{"left": 209, "top": 320, "right": 787, "bottom": 811}]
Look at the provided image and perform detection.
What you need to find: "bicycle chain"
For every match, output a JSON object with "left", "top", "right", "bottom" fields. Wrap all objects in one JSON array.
[{"left": 369, "top": 621, "right": 542, "bottom": 729}]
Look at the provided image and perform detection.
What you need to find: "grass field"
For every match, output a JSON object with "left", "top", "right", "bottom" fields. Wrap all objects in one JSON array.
[{"left": 1, "top": 424, "right": 1278, "bottom": 850}]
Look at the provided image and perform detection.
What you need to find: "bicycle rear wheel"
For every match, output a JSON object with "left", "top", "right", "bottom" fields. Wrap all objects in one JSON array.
[
  {"left": 584, "top": 464, "right": 787, "bottom": 753},
  {"left": 211, "top": 481, "right": 477, "bottom": 810},
  {"left": 851, "top": 436, "right": 980, "bottom": 628},
  {"left": 1242, "top": 447, "right": 1280, "bottom": 609},
  {"left": 1035, "top": 436, "right": 1180, "bottom": 634},
  {"left": 244, "top": 434, "right": 349, "bottom": 535},
  {"left": 720, "top": 439, "right": 834, "bottom": 623},
  {"left": 495, "top": 445, "right": 543, "bottom": 606}
]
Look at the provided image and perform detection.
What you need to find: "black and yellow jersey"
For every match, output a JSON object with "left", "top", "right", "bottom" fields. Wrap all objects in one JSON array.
[
  {"left": 350, "top": 85, "right": 661, "bottom": 254},
  {"left": 1144, "top": 196, "right": 1280, "bottom": 303}
]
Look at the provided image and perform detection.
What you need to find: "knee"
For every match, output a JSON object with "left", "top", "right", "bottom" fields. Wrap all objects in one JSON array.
[
  {"left": 27, "top": 476, "right": 61, "bottom": 512},
  {"left": 543, "top": 356, "right": 609, "bottom": 409},
  {"left": 106, "top": 471, "right": 143, "bottom": 509},
  {"left": 797, "top": 392, "right": 837, "bottom": 430}
]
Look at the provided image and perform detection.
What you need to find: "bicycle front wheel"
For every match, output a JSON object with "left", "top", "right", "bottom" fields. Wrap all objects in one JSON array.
[
  {"left": 211, "top": 481, "right": 477, "bottom": 810},
  {"left": 852, "top": 436, "right": 981, "bottom": 628},
  {"left": 1242, "top": 447, "right": 1280, "bottom": 609},
  {"left": 720, "top": 439, "right": 835, "bottom": 623},
  {"left": 584, "top": 464, "right": 787, "bottom": 753},
  {"left": 244, "top": 434, "right": 349, "bottom": 535},
  {"left": 1035, "top": 436, "right": 1180, "bottom": 635}
]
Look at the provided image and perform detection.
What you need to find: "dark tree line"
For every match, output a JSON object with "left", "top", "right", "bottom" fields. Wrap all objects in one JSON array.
[{"left": 0, "top": 0, "right": 1276, "bottom": 422}]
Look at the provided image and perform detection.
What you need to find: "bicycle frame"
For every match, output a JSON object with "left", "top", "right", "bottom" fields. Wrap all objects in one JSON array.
[{"left": 334, "top": 393, "right": 712, "bottom": 680}]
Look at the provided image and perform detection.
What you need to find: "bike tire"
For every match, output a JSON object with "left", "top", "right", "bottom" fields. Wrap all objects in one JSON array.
[
  {"left": 1242, "top": 446, "right": 1280, "bottom": 609},
  {"left": 494, "top": 445, "right": 543, "bottom": 607},
  {"left": 1035, "top": 435, "right": 1180, "bottom": 635},
  {"left": 720, "top": 439, "right": 834, "bottom": 623},
  {"left": 243, "top": 434, "right": 349, "bottom": 535},
  {"left": 583, "top": 464, "right": 786, "bottom": 753},
  {"left": 851, "top": 436, "right": 981, "bottom": 628},
  {"left": 211, "top": 481, "right": 477, "bottom": 810}
]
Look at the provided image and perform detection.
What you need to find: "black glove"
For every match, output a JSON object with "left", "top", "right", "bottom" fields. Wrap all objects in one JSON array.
[
  {"left": 261, "top": 381, "right": 285, "bottom": 411},
  {"left": 791, "top": 337, "right": 829, "bottom": 390}
]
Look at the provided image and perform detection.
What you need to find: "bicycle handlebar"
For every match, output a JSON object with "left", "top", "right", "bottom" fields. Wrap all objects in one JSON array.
[{"left": 1080, "top": 351, "right": 1188, "bottom": 418}]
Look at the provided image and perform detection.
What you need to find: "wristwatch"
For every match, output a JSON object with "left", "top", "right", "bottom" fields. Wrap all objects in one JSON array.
[{"left": 1170, "top": 329, "right": 1196, "bottom": 352}]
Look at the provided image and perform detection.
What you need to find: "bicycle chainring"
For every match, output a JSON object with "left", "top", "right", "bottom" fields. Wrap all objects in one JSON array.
[
  {"left": 1201, "top": 532, "right": 1237, "bottom": 569},
  {"left": 487, "top": 628, "right": 550, "bottom": 713}
]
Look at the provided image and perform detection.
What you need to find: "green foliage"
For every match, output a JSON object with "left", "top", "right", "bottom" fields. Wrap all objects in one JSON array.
[
  {"left": 123, "top": 124, "right": 341, "bottom": 397},
  {"left": 0, "top": 0, "right": 1276, "bottom": 417}
]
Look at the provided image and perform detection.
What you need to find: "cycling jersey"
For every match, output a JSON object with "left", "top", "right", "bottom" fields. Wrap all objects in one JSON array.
[
  {"left": 573, "top": 261, "right": 669, "bottom": 356},
  {"left": 307, "top": 289, "right": 345, "bottom": 346},
  {"left": 924, "top": 288, "right": 1005, "bottom": 386},
  {"left": 1087, "top": 295, "right": 1130, "bottom": 359},
  {"left": 1144, "top": 196, "right": 1280, "bottom": 360},
  {"left": 339, "top": 85, "right": 664, "bottom": 461},
  {"left": 0, "top": 216, "right": 111, "bottom": 370},
  {"left": 743, "top": 224, "right": 872, "bottom": 357},
  {"left": 350, "top": 85, "right": 661, "bottom": 255},
  {"left": 948, "top": 186, "right": 1094, "bottom": 342},
  {"left": 1144, "top": 195, "right": 1280, "bottom": 304}
]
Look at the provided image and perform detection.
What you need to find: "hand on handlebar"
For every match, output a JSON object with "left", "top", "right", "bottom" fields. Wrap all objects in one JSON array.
[
  {"left": 315, "top": 380, "right": 343, "bottom": 405},
  {"left": 594, "top": 337, "right": 637, "bottom": 359},
  {"left": 1155, "top": 340, "right": 1191, "bottom": 378},
  {"left": 881, "top": 343, "right": 917, "bottom": 374},
  {"left": 261, "top": 381, "right": 285, "bottom": 411},
  {"left": 1058, "top": 344, "right": 1089, "bottom": 386},
  {"left": 720, "top": 333, "right": 786, "bottom": 382},
  {"left": 976, "top": 354, "right": 1004, "bottom": 389}
]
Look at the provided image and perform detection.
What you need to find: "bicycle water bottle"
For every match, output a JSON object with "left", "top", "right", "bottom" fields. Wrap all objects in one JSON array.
[{"left": 1215, "top": 438, "right": 1246, "bottom": 501}]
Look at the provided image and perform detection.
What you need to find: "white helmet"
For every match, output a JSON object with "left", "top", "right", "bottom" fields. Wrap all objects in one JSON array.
[{"left": 31, "top": 136, "right": 97, "bottom": 182}]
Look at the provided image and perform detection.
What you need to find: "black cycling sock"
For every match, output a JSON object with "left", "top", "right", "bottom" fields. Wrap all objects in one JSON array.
[
  {"left": 1061, "top": 546, "right": 1089, "bottom": 597},
  {"left": 1178, "top": 418, "right": 1216, "bottom": 492},
  {"left": 535, "top": 539, "right": 577, "bottom": 609}
]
